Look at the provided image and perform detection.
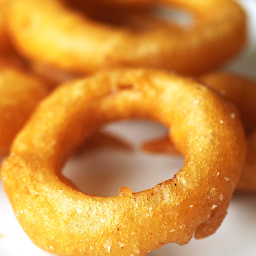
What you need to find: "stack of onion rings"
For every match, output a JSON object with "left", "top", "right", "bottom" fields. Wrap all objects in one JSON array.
[
  {"left": 0, "top": 0, "right": 253, "bottom": 255},
  {"left": 143, "top": 72, "right": 256, "bottom": 192},
  {"left": 1, "top": 69, "right": 246, "bottom": 255},
  {"left": 8, "top": 0, "right": 246, "bottom": 75}
]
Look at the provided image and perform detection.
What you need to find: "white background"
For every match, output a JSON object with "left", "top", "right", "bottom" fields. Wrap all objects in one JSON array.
[{"left": 1, "top": 0, "right": 256, "bottom": 255}]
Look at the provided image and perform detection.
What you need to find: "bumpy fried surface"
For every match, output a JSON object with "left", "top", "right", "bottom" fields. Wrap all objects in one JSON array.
[
  {"left": 0, "top": 67, "right": 49, "bottom": 157},
  {"left": 8, "top": 0, "right": 246, "bottom": 75},
  {"left": 202, "top": 72, "right": 256, "bottom": 131},
  {"left": 143, "top": 72, "right": 256, "bottom": 192},
  {"left": 202, "top": 72, "right": 256, "bottom": 192},
  {"left": 1, "top": 69, "right": 246, "bottom": 255}
]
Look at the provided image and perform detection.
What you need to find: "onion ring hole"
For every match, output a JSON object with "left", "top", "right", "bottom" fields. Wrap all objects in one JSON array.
[
  {"left": 63, "top": 0, "right": 193, "bottom": 32},
  {"left": 62, "top": 120, "right": 184, "bottom": 197}
]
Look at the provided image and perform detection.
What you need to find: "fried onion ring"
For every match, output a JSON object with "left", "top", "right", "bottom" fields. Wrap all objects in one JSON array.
[
  {"left": 0, "top": 0, "right": 26, "bottom": 67},
  {"left": 8, "top": 0, "right": 246, "bottom": 75},
  {"left": 0, "top": 65, "right": 49, "bottom": 157},
  {"left": 1, "top": 69, "right": 246, "bottom": 255},
  {"left": 143, "top": 72, "right": 256, "bottom": 192},
  {"left": 0, "top": 63, "right": 125, "bottom": 157}
]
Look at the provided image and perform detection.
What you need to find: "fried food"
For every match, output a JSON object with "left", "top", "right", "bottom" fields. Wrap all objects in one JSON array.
[
  {"left": 143, "top": 72, "right": 256, "bottom": 192},
  {"left": 0, "top": 0, "right": 10, "bottom": 51},
  {"left": 0, "top": 0, "right": 26, "bottom": 66},
  {"left": 0, "top": 1, "right": 50, "bottom": 156},
  {"left": 0, "top": 63, "right": 129, "bottom": 157},
  {"left": 8, "top": 0, "right": 246, "bottom": 75},
  {"left": 0, "top": 66, "right": 49, "bottom": 157},
  {"left": 1, "top": 69, "right": 246, "bottom": 255}
]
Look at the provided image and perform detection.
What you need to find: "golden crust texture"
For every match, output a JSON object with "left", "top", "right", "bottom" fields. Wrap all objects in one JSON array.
[
  {"left": 8, "top": 0, "right": 246, "bottom": 75},
  {"left": 202, "top": 72, "right": 256, "bottom": 192},
  {"left": 1, "top": 69, "right": 246, "bottom": 255},
  {"left": 143, "top": 72, "right": 256, "bottom": 192},
  {"left": 0, "top": 67, "right": 49, "bottom": 157}
]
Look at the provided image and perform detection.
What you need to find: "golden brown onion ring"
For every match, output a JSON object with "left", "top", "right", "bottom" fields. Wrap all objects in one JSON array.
[
  {"left": 8, "top": 0, "right": 246, "bottom": 75},
  {"left": 0, "top": 64, "right": 128, "bottom": 157},
  {"left": 143, "top": 72, "right": 256, "bottom": 192},
  {"left": 1, "top": 69, "right": 246, "bottom": 255},
  {"left": 0, "top": 66, "right": 49, "bottom": 157},
  {"left": 0, "top": 0, "right": 26, "bottom": 66}
]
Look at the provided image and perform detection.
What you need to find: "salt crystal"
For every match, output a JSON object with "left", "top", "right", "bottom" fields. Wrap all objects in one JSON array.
[
  {"left": 76, "top": 208, "right": 82, "bottom": 215},
  {"left": 133, "top": 248, "right": 140, "bottom": 254},
  {"left": 118, "top": 242, "right": 126, "bottom": 248},
  {"left": 211, "top": 204, "right": 217, "bottom": 210},
  {"left": 103, "top": 237, "right": 112, "bottom": 253}
]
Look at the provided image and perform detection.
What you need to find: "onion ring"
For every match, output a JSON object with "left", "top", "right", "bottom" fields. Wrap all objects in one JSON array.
[
  {"left": 0, "top": 65, "right": 49, "bottom": 157},
  {"left": 0, "top": 1, "right": 49, "bottom": 156},
  {"left": 8, "top": 0, "right": 246, "bottom": 75},
  {"left": 0, "top": 0, "right": 26, "bottom": 66},
  {"left": 1, "top": 69, "right": 246, "bottom": 255},
  {"left": 143, "top": 72, "right": 256, "bottom": 192},
  {"left": 0, "top": 64, "right": 125, "bottom": 157}
]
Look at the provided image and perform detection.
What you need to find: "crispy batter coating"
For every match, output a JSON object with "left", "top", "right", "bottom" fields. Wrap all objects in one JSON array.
[
  {"left": 8, "top": 0, "right": 246, "bottom": 75},
  {"left": 1, "top": 69, "right": 246, "bottom": 255},
  {"left": 0, "top": 66, "right": 49, "bottom": 157},
  {"left": 0, "top": 64, "right": 127, "bottom": 157},
  {"left": 202, "top": 72, "right": 256, "bottom": 132},
  {"left": 0, "top": 1, "right": 50, "bottom": 156},
  {"left": 202, "top": 72, "right": 256, "bottom": 192},
  {"left": 143, "top": 72, "right": 256, "bottom": 192}
]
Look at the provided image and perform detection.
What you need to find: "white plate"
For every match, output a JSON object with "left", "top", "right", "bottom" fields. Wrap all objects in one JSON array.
[{"left": 1, "top": 1, "right": 256, "bottom": 255}]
